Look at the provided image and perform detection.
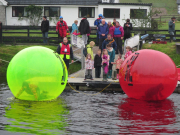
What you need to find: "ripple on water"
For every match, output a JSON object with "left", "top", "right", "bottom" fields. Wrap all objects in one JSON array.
[{"left": 0, "top": 79, "right": 179, "bottom": 134}]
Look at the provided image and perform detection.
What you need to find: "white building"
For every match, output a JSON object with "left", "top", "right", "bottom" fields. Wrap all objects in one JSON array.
[{"left": 0, "top": 0, "right": 152, "bottom": 26}]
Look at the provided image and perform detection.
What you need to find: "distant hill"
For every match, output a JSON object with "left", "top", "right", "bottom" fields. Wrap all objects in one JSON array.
[{"left": 120, "top": 0, "right": 178, "bottom": 15}]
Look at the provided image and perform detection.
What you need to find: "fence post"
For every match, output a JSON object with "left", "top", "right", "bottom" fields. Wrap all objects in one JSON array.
[
  {"left": 81, "top": 45, "right": 85, "bottom": 70},
  {"left": 0, "top": 22, "right": 2, "bottom": 44}
]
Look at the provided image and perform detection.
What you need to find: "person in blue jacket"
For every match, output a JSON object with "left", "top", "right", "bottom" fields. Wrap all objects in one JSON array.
[
  {"left": 71, "top": 20, "right": 78, "bottom": 34},
  {"left": 94, "top": 14, "right": 103, "bottom": 45},
  {"left": 102, "top": 34, "right": 117, "bottom": 51},
  {"left": 98, "top": 19, "right": 109, "bottom": 50}
]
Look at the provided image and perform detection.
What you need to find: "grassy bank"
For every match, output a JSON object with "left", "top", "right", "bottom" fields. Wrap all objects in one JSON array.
[
  {"left": 0, "top": 45, "right": 81, "bottom": 76},
  {"left": 142, "top": 42, "right": 180, "bottom": 66}
]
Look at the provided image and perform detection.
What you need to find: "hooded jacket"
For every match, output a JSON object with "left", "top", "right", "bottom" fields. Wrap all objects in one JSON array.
[
  {"left": 56, "top": 20, "right": 68, "bottom": 38},
  {"left": 41, "top": 20, "right": 49, "bottom": 33},
  {"left": 102, "top": 38, "right": 117, "bottom": 50},
  {"left": 168, "top": 20, "right": 175, "bottom": 32},
  {"left": 123, "top": 23, "right": 133, "bottom": 37},
  {"left": 94, "top": 18, "right": 102, "bottom": 27},
  {"left": 71, "top": 23, "right": 78, "bottom": 34},
  {"left": 79, "top": 18, "right": 90, "bottom": 35},
  {"left": 108, "top": 25, "right": 114, "bottom": 37},
  {"left": 107, "top": 48, "right": 115, "bottom": 63}
]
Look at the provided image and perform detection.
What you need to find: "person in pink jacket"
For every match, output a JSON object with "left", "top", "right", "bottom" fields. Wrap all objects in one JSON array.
[
  {"left": 113, "top": 21, "right": 124, "bottom": 54},
  {"left": 108, "top": 21, "right": 114, "bottom": 37}
]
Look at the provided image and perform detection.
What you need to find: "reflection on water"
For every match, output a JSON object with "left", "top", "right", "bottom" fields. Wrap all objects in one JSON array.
[
  {"left": 5, "top": 98, "right": 69, "bottom": 135},
  {"left": 0, "top": 77, "right": 180, "bottom": 134},
  {"left": 118, "top": 98, "right": 179, "bottom": 134}
]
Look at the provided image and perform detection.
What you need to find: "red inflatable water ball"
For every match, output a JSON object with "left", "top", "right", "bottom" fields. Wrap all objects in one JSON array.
[{"left": 119, "top": 49, "right": 178, "bottom": 101}]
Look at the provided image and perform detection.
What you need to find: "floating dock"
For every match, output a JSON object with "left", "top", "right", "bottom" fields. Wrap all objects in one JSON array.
[{"left": 67, "top": 78, "right": 180, "bottom": 94}]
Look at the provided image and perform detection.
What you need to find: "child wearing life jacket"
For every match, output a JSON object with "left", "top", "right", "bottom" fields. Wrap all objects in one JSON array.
[
  {"left": 72, "top": 30, "right": 80, "bottom": 36},
  {"left": 102, "top": 49, "right": 110, "bottom": 81},
  {"left": 84, "top": 54, "right": 94, "bottom": 80},
  {"left": 111, "top": 54, "right": 124, "bottom": 79},
  {"left": 124, "top": 46, "right": 132, "bottom": 60}
]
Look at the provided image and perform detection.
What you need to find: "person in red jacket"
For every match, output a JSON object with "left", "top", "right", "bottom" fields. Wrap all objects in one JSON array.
[{"left": 56, "top": 16, "right": 69, "bottom": 41}]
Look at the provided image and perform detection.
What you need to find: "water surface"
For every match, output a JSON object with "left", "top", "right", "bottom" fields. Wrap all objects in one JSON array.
[{"left": 0, "top": 77, "right": 180, "bottom": 135}]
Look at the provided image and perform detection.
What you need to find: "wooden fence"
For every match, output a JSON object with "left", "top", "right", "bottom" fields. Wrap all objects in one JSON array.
[{"left": 0, "top": 23, "right": 180, "bottom": 45}]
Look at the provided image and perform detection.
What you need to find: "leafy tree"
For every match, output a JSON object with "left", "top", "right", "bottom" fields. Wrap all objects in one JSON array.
[
  {"left": 19, "top": 5, "right": 43, "bottom": 26},
  {"left": 123, "top": 8, "right": 163, "bottom": 30}
]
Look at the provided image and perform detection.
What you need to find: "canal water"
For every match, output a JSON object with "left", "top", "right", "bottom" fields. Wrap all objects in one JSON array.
[{"left": 0, "top": 77, "right": 180, "bottom": 135}]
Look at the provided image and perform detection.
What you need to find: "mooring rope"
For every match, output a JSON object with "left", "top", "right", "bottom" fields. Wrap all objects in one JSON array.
[
  {"left": 67, "top": 81, "right": 114, "bottom": 96},
  {"left": 0, "top": 59, "right": 9, "bottom": 63}
]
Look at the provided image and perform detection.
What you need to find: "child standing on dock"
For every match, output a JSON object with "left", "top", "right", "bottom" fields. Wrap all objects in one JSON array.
[
  {"left": 86, "top": 41, "right": 95, "bottom": 60},
  {"left": 84, "top": 54, "right": 94, "bottom": 80},
  {"left": 102, "top": 49, "right": 110, "bottom": 81},
  {"left": 111, "top": 54, "right": 124, "bottom": 79},
  {"left": 94, "top": 49, "right": 102, "bottom": 78},
  {"left": 124, "top": 46, "right": 132, "bottom": 60},
  {"left": 106, "top": 44, "right": 115, "bottom": 79}
]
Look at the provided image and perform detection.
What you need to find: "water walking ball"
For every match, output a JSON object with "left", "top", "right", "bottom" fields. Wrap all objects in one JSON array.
[
  {"left": 119, "top": 49, "right": 178, "bottom": 101},
  {"left": 7, "top": 46, "right": 68, "bottom": 101}
]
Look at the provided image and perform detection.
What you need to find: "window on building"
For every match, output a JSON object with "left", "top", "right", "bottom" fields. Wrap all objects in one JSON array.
[
  {"left": 44, "top": 7, "right": 60, "bottom": 17},
  {"left": 130, "top": 9, "right": 147, "bottom": 19},
  {"left": 103, "top": 8, "right": 120, "bottom": 18},
  {"left": 12, "top": 6, "right": 27, "bottom": 17},
  {"left": 79, "top": 7, "right": 95, "bottom": 18}
]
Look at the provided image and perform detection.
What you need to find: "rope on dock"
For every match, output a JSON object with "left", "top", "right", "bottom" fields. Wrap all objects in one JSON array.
[{"left": 67, "top": 81, "right": 114, "bottom": 96}]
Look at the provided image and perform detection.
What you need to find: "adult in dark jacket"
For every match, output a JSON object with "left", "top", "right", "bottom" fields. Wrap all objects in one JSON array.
[
  {"left": 123, "top": 19, "right": 133, "bottom": 42},
  {"left": 168, "top": 17, "right": 176, "bottom": 41},
  {"left": 56, "top": 37, "right": 74, "bottom": 69},
  {"left": 41, "top": 16, "right": 49, "bottom": 44},
  {"left": 102, "top": 34, "right": 117, "bottom": 51},
  {"left": 98, "top": 19, "right": 109, "bottom": 50},
  {"left": 79, "top": 17, "right": 90, "bottom": 45}
]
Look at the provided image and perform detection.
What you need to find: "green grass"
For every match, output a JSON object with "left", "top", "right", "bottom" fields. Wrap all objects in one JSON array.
[
  {"left": 120, "top": 0, "right": 178, "bottom": 15},
  {"left": 0, "top": 45, "right": 81, "bottom": 76},
  {"left": 142, "top": 42, "right": 180, "bottom": 66}
]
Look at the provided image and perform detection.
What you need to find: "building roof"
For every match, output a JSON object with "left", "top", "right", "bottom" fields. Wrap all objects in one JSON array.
[
  {"left": 98, "top": 3, "right": 152, "bottom": 6},
  {"left": 177, "top": 0, "right": 180, "bottom": 4},
  {"left": 5, "top": 0, "right": 100, "bottom": 5},
  {"left": 5, "top": 0, "right": 152, "bottom": 6}
]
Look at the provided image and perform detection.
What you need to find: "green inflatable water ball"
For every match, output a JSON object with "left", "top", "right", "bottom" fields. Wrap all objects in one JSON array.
[{"left": 7, "top": 46, "right": 68, "bottom": 101}]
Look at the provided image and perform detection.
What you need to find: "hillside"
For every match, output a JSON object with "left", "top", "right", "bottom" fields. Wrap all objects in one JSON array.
[{"left": 120, "top": 0, "right": 178, "bottom": 15}]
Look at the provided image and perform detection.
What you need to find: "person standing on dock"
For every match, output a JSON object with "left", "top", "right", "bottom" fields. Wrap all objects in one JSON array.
[
  {"left": 94, "top": 14, "right": 103, "bottom": 46},
  {"left": 56, "top": 16, "right": 69, "bottom": 42},
  {"left": 102, "top": 49, "right": 109, "bottom": 81},
  {"left": 102, "top": 34, "right": 117, "bottom": 51},
  {"left": 56, "top": 37, "right": 74, "bottom": 69},
  {"left": 79, "top": 17, "right": 90, "bottom": 46},
  {"left": 113, "top": 21, "right": 124, "bottom": 54},
  {"left": 41, "top": 16, "right": 49, "bottom": 44},
  {"left": 123, "top": 19, "right": 133, "bottom": 42},
  {"left": 84, "top": 54, "right": 94, "bottom": 80},
  {"left": 98, "top": 19, "right": 109, "bottom": 50},
  {"left": 94, "top": 49, "right": 102, "bottom": 78},
  {"left": 106, "top": 44, "right": 115, "bottom": 79},
  {"left": 168, "top": 17, "right": 176, "bottom": 42}
]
